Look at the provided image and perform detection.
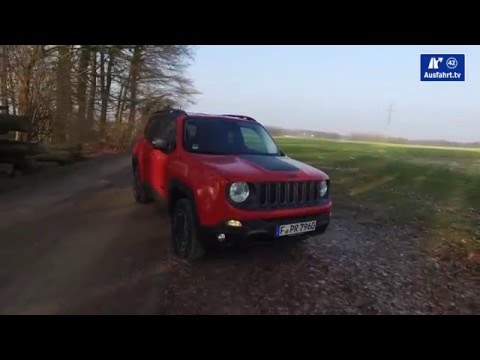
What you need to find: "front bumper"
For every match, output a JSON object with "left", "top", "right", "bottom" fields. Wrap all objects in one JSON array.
[{"left": 199, "top": 212, "right": 331, "bottom": 245}]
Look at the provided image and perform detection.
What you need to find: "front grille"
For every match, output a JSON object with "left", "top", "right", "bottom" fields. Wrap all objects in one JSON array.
[{"left": 254, "top": 180, "right": 327, "bottom": 209}]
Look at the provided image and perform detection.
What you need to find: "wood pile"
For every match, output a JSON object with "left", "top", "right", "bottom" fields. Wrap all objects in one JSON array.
[{"left": 0, "top": 114, "right": 83, "bottom": 175}]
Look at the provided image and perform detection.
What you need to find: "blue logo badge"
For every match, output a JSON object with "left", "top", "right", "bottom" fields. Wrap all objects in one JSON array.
[{"left": 420, "top": 54, "right": 465, "bottom": 81}]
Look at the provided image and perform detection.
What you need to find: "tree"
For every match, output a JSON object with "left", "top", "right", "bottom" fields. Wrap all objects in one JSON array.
[
  {"left": 7, "top": 45, "right": 56, "bottom": 141},
  {"left": 1, "top": 44, "right": 198, "bottom": 146},
  {"left": 0, "top": 45, "right": 8, "bottom": 115},
  {"left": 54, "top": 45, "right": 72, "bottom": 143},
  {"left": 126, "top": 45, "right": 142, "bottom": 138},
  {"left": 85, "top": 46, "right": 97, "bottom": 139},
  {"left": 76, "top": 45, "right": 89, "bottom": 142}
]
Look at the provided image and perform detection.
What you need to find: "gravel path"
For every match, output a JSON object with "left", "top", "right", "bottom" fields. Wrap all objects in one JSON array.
[{"left": 0, "top": 154, "right": 478, "bottom": 314}]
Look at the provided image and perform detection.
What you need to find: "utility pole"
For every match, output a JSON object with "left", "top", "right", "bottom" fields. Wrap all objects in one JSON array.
[
  {"left": 0, "top": 45, "right": 8, "bottom": 115},
  {"left": 386, "top": 103, "right": 394, "bottom": 126}
]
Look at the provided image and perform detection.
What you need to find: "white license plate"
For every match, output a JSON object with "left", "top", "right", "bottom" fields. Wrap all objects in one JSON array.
[{"left": 276, "top": 220, "right": 317, "bottom": 237}]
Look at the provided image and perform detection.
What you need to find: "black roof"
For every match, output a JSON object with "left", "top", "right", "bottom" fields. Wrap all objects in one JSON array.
[{"left": 152, "top": 108, "right": 257, "bottom": 122}]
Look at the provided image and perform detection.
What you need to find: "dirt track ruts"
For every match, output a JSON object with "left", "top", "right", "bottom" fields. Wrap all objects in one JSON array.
[{"left": 0, "top": 154, "right": 478, "bottom": 314}]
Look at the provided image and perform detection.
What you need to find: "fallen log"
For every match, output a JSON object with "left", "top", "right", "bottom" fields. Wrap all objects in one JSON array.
[
  {"left": 0, "top": 154, "right": 36, "bottom": 173},
  {"left": 33, "top": 150, "right": 79, "bottom": 165},
  {"left": 0, "top": 114, "right": 32, "bottom": 133},
  {"left": 0, "top": 140, "right": 45, "bottom": 156},
  {"left": 43, "top": 143, "right": 82, "bottom": 153}
]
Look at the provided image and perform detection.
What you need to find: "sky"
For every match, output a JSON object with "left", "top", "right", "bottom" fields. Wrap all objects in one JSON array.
[{"left": 186, "top": 45, "right": 480, "bottom": 143}]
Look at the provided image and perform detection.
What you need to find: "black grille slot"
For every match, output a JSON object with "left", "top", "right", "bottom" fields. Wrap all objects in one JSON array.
[
  {"left": 269, "top": 183, "right": 277, "bottom": 205},
  {"left": 279, "top": 182, "right": 287, "bottom": 203},
  {"left": 259, "top": 183, "right": 267, "bottom": 205},
  {"left": 313, "top": 180, "right": 319, "bottom": 200},
  {"left": 287, "top": 182, "right": 294, "bottom": 203},
  {"left": 305, "top": 181, "right": 312, "bottom": 202},
  {"left": 298, "top": 181, "right": 307, "bottom": 203},
  {"left": 256, "top": 180, "right": 325, "bottom": 209}
]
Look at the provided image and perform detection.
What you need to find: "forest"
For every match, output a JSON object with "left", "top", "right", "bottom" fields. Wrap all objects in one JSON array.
[{"left": 0, "top": 45, "right": 197, "bottom": 147}]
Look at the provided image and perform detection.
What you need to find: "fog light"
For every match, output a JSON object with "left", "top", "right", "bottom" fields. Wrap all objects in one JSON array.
[
  {"left": 226, "top": 220, "right": 242, "bottom": 227},
  {"left": 217, "top": 233, "right": 226, "bottom": 241}
]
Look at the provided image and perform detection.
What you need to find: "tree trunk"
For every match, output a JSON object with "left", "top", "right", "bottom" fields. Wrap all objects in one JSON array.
[
  {"left": 98, "top": 48, "right": 106, "bottom": 138},
  {"left": 54, "top": 45, "right": 72, "bottom": 144},
  {"left": 76, "top": 46, "right": 89, "bottom": 143},
  {"left": 0, "top": 139, "right": 44, "bottom": 156},
  {"left": 115, "top": 79, "right": 127, "bottom": 123},
  {"left": 17, "top": 54, "right": 31, "bottom": 142},
  {"left": 99, "top": 47, "right": 115, "bottom": 139},
  {"left": 7, "top": 61, "right": 17, "bottom": 115},
  {"left": 86, "top": 48, "right": 97, "bottom": 140},
  {"left": 0, "top": 46, "right": 8, "bottom": 115},
  {"left": 126, "top": 46, "right": 142, "bottom": 142}
]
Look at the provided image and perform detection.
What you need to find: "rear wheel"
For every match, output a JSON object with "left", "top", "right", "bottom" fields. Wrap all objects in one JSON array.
[
  {"left": 172, "top": 198, "right": 205, "bottom": 261},
  {"left": 132, "top": 166, "right": 153, "bottom": 204}
]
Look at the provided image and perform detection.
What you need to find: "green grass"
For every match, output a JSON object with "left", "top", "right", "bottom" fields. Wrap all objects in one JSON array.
[{"left": 276, "top": 137, "right": 480, "bottom": 255}]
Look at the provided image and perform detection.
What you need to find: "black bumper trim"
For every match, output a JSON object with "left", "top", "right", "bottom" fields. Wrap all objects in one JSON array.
[{"left": 199, "top": 212, "right": 330, "bottom": 245}]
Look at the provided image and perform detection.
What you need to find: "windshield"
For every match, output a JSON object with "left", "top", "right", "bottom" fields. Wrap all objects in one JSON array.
[{"left": 183, "top": 117, "right": 281, "bottom": 156}]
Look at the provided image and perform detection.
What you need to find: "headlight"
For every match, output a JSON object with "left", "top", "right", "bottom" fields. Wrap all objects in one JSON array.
[
  {"left": 319, "top": 180, "right": 328, "bottom": 197},
  {"left": 229, "top": 182, "right": 250, "bottom": 203}
]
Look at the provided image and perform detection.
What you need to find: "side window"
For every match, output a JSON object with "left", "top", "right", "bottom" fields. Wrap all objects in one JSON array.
[
  {"left": 163, "top": 119, "right": 177, "bottom": 143},
  {"left": 144, "top": 116, "right": 159, "bottom": 142},
  {"left": 145, "top": 115, "right": 177, "bottom": 143},
  {"left": 185, "top": 122, "right": 197, "bottom": 143},
  {"left": 241, "top": 127, "right": 267, "bottom": 152}
]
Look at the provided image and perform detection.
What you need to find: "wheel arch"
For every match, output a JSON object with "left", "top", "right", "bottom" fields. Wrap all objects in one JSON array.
[{"left": 168, "top": 179, "right": 198, "bottom": 219}]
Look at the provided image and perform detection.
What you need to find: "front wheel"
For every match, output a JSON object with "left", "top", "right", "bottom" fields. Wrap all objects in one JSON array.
[
  {"left": 316, "top": 223, "right": 329, "bottom": 235},
  {"left": 171, "top": 198, "right": 205, "bottom": 261}
]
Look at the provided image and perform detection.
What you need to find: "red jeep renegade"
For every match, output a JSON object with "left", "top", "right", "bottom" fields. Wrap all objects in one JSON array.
[{"left": 132, "top": 109, "right": 332, "bottom": 260}]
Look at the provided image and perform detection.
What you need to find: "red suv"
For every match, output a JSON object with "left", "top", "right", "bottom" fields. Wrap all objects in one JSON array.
[{"left": 132, "top": 109, "right": 332, "bottom": 260}]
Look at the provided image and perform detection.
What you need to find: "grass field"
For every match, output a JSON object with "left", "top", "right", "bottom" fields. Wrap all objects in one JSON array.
[{"left": 276, "top": 137, "right": 480, "bottom": 257}]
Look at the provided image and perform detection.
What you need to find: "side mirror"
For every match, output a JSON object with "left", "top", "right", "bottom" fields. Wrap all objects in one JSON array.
[{"left": 152, "top": 138, "right": 169, "bottom": 151}]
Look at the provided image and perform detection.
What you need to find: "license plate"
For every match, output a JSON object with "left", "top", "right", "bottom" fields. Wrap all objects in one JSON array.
[{"left": 276, "top": 220, "right": 317, "bottom": 237}]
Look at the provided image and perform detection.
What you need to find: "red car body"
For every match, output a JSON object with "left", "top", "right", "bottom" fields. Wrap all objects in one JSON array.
[{"left": 132, "top": 109, "right": 332, "bottom": 258}]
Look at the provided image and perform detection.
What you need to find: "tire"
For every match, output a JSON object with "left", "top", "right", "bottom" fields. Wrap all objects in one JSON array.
[
  {"left": 171, "top": 198, "right": 205, "bottom": 261},
  {"left": 132, "top": 165, "right": 153, "bottom": 204},
  {"left": 316, "top": 223, "right": 329, "bottom": 235}
]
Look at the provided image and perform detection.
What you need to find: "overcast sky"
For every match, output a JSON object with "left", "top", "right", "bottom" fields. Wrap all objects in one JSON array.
[{"left": 186, "top": 45, "right": 480, "bottom": 142}]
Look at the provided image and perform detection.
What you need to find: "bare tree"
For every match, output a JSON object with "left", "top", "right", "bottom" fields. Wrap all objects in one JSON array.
[
  {"left": 7, "top": 46, "right": 55, "bottom": 141},
  {"left": 2, "top": 44, "right": 198, "bottom": 146},
  {"left": 128, "top": 45, "right": 198, "bottom": 120},
  {"left": 76, "top": 45, "right": 89, "bottom": 142},
  {"left": 115, "top": 78, "right": 128, "bottom": 123},
  {"left": 54, "top": 45, "right": 72, "bottom": 143},
  {"left": 126, "top": 45, "right": 142, "bottom": 137},
  {"left": 85, "top": 47, "right": 97, "bottom": 139},
  {"left": 0, "top": 45, "right": 8, "bottom": 115},
  {"left": 98, "top": 46, "right": 119, "bottom": 138}
]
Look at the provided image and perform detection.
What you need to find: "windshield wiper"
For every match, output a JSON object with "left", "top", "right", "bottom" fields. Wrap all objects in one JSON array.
[
  {"left": 239, "top": 152, "right": 282, "bottom": 156},
  {"left": 192, "top": 150, "right": 228, "bottom": 155}
]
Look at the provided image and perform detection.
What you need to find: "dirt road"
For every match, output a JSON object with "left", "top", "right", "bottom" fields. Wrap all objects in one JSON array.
[{"left": 0, "top": 154, "right": 478, "bottom": 314}]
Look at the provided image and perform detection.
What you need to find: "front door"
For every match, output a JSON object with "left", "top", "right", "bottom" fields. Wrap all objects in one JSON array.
[
  {"left": 147, "top": 115, "right": 177, "bottom": 199},
  {"left": 149, "top": 147, "right": 170, "bottom": 199}
]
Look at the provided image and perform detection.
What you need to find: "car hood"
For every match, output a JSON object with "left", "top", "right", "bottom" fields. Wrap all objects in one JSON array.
[{"left": 195, "top": 154, "right": 329, "bottom": 182}]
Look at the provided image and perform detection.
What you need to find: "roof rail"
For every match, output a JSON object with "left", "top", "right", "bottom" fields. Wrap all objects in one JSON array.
[
  {"left": 153, "top": 107, "right": 187, "bottom": 115},
  {"left": 221, "top": 114, "right": 256, "bottom": 121}
]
